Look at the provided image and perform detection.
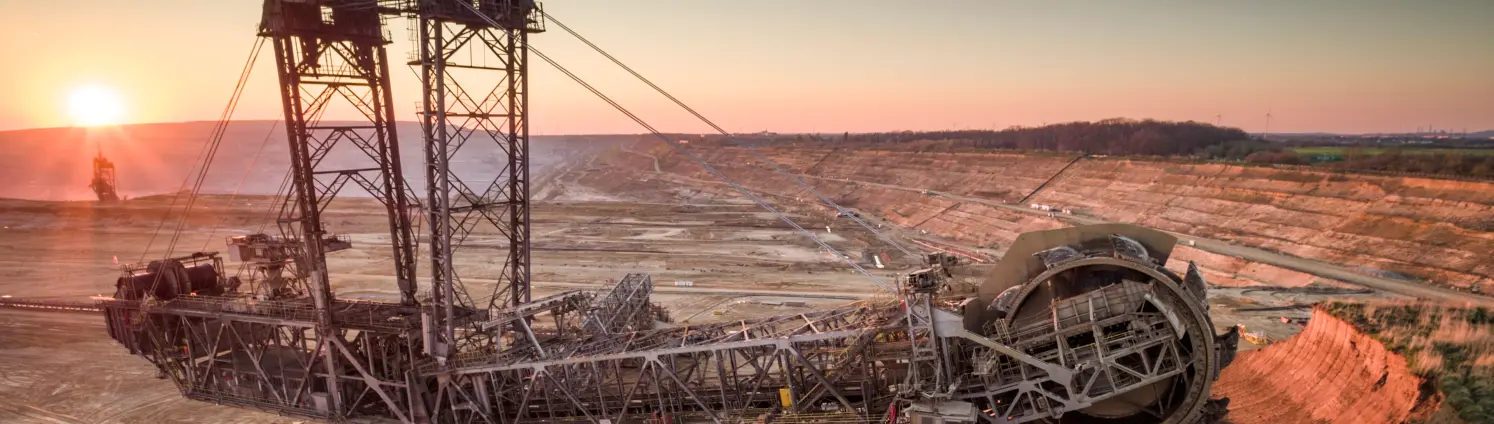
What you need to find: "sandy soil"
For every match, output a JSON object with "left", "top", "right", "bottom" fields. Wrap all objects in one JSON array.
[
  {"left": 623, "top": 143, "right": 1494, "bottom": 296},
  {"left": 0, "top": 150, "right": 915, "bottom": 422},
  {"left": 0, "top": 138, "right": 1469, "bottom": 423},
  {"left": 0, "top": 311, "right": 291, "bottom": 424}
]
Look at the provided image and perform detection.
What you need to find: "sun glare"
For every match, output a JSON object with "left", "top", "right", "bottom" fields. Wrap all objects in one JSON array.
[{"left": 68, "top": 85, "right": 126, "bottom": 127}]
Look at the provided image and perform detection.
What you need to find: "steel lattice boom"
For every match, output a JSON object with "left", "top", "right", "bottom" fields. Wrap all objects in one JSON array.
[
  {"left": 414, "top": 226, "right": 1237, "bottom": 424},
  {"left": 410, "top": 0, "right": 544, "bottom": 361},
  {"left": 96, "top": 2, "right": 1240, "bottom": 423}
]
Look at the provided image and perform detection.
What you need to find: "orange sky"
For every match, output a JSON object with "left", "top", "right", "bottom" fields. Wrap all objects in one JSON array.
[{"left": 2, "top": 0, "right": 1492, "bottom": 134}]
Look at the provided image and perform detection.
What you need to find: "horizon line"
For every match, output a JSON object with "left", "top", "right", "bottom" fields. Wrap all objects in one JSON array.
[{"left": 1, "top": 119, "right": 1489, "bottom": 137}]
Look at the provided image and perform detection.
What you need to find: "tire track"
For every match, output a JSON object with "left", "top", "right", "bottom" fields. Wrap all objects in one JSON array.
[
  {"left": 90, "top": 393, "right": 178, "bottom": 423},
  {"left": 0, "top": 402, "right": 82, "bottom": 424}
]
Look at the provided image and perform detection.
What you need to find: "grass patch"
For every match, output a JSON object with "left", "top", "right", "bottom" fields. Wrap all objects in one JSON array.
[
  {"left": 1291, "top": 147, "right": 1494, "bottom": 156},
  {"left": 1323, "top": 302, "right": 1494, "bottom": 423}
]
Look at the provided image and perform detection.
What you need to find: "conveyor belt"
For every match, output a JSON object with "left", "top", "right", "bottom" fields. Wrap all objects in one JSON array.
[{"left": 0, "top": 297, "right": 104, "bottom": 313}]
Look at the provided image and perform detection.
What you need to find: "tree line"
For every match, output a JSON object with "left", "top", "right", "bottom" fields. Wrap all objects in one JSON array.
[
  {"left": 687, "top": 119, "right": 1492, "bottom": 179},
  {"left": 832, "top": 119, "right": 1254, "bottom": 157},
  {"left": 1334, "top": 150, "right": 1494, "bottom": 178},
  {"left": 702, "top": 119, "right": 1259, "bottom": 158}
]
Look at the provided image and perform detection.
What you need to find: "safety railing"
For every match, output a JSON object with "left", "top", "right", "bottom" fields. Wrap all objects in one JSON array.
[
  {"left": 151, "top": 295, "right": 413, "bottom": 332},
  {"left": 185, "top": 387, "right": 329, "bottom": 419}
]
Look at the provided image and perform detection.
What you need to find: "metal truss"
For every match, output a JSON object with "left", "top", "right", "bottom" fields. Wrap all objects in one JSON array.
[
  {"left": 102, "top": 230, "right": 1229, "bottom": 424},
  {"left": 95, "top": 0, "right": 1239, "bottom": 421},
  {"left": 90, "top": 148, "right": 121, "bottom": 201},
  {"left": 407, "top": 236, "right": 1225, "bottom": 424},
  {"left": 581, "top": 273, "right": 667, "bottom": 335},
  {"left": 968, "top": 280, "right": 1198, "bottom": 421},
  {"left": 422, "top": 301, "right": 909, "bottom": 424},
  {"left": 410, "top": 0, "right": 544, "bottom": 361},
  {"left": 262, "top": 0, "right": 419, "bottom": 306},
  {"left": 413, "top": 290, "right": 1209, "bottom": 423},
  {"left": 99, "top": 2, "right": 429, "bottom": 421},
  {"left": 0, "top": 297, "right": 102, "bottom": 313},
  {"left": 101, "top": 296, "right": 427, "bottom": 421},
  {"left": 260, "top": 4, "right": 425, "bottom": 413}
]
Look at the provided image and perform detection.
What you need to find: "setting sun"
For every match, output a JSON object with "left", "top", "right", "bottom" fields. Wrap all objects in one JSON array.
[{"left": 67, "top": 85, "right": 125, "bottom": 127}]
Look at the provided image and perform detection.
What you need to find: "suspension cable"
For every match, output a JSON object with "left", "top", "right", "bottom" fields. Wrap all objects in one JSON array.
[
  {"left": 138, "top": 37, "right": 265, "bottom": 264},
  {"left": 161, "top": 36, "right": 265, "bottom": 260},
  {"left": 540, "top": 11, "right": 919, "bottom": 260},
  {"left": 199, "top": 120, "right": 279, "bottom": 252},
  {"left": 234, "top": 165, "right": 293, "bottom": 285},
  {"left": 452, "top": 3, "right": 892, "bottom": 292},
  {"left": 257, "top": 169, "right": 294, "bottom": 234},
  {"left": 140, "top": 36, "right": 264, "bottom": 297}
]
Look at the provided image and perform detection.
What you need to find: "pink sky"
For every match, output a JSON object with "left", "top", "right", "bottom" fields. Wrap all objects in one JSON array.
[{"left": 2, "top": 0, "right": 1491, "bottom": 134}]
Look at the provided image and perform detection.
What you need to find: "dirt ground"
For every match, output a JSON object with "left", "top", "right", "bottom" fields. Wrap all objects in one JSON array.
[
  {"left": 0, "top": 174, "right": 905, "bottom": 423},
  {"left": 1214, "top": 308, "right": 1423, "bottom": 424},
  {"left": 0, "top": 145, "right": 1406, "bottom": 423}
]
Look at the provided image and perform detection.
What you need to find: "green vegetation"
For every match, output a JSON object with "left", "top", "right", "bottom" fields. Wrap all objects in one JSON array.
[
  {"left": 1439, "top": 360, "right": 1494, "bottom": 423},
  {"left": 747, "top": 119, "right": 1256, "bottom": 157},
  {"left": 1323, "top": 302, "right": 1494, "bottom": 423},
  {"left": 1291, "top": 146, "right": 1494, "bottom": 157},
  {"left": 1239, "top": 146, "right": 1494, "bottom": 178},
  {"left": 1197, "top": 139, "right": 1282, "bottom": 161},
  {"left": 712, "top": 123, "right": 1494, "bottom": 179},
  {"left": 1328, "top": 149, "right": 1494, "bottom": 178}
]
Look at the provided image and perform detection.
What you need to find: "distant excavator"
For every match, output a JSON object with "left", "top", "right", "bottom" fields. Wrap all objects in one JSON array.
[{"left": 89, "top": 147, "right": 120, "bottom": 202}]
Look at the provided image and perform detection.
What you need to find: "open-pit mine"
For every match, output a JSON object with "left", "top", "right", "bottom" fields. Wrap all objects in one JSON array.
[
  {"left": 3, "top": 133, "right": 1490, "bottom": 423},
  {"left": 2, "top": 1, "right": 1491, "bottom": 423}
]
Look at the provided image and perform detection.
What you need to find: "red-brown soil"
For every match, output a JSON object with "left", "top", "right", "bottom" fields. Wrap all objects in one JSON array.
[
  {"left": 1031, "top": 159, "right": 1494, "bottom": 292},
  {"left": 586, "top": 143, "right": 1494, "bottom": 294},
  {"left": 1213, "top": 308, "right": 1422, "bottom": 423}
]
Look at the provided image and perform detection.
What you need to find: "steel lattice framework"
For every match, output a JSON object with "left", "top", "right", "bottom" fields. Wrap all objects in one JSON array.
[
  {"left": 99, "top": 1, "right": 429, "bottom": 422},
  {"left": 104, "top": 1, "right": 428, "bottom": 420},
  {"left": 260, "top": 4, "right": 426, "bottom": 414},
  {"left": 97, "top": 2, "right": 1242, "bottom": 423},
  {"left": 407, "top": 240, "right": 1234, "bottom": 424},
  {"left": 260, "top": 0, "right": 420, "bottom": 306},
  {"left": 410, "top": 0, "right": 543, "bottom": 361},
  {"left": 90, "top": 148, "right": 121, "bottom": 202}
]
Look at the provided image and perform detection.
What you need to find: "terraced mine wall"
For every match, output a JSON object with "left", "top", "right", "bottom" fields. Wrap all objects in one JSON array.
[
  {"left": 582, "top": 142, "right": 1494, "bottom": 293},
  {"left": 580, "top": 144, "right": 1075, "bottom": 245},
  {"left": 1029, "top": 159, "right": 1494, "bottom": 292},
  {"left": 1212, "top": 307, "right": 1422, "bottom": 423}
]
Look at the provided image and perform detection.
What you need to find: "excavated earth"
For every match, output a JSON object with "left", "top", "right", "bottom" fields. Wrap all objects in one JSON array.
[
  {"left": 573, "top": 141, "right": 1492, "bottom": 422},
  {"left": 2, "top": 133, "right": 1485, "bottom": 423},
  {"left": 1032, "top": 159, "right": 1494, "bottom": 292},
  {"left": 584, "top": 142, "right": 1494, "bottom": 294},
  {"left": 1213, "top": 307, "right": 1423, "bottom": 423}
]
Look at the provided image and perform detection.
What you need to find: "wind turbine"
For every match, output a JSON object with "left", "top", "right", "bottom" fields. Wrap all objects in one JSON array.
[{"left": 1262, "top": 110, "right": 1273, "bottom": 139}]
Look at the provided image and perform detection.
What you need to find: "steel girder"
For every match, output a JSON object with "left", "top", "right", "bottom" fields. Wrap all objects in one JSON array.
[
  {"left": 105, "top": 2, "right": 433, "bottom": 421},
  {"left": 422, "top": 302, "right": 906, "bottom": 424},
  {"left": 979, "top": 254, "right": 1221, "bottom": 423},
  {"left": 581, "top": 273, "right": 665, "bottom": 335},
  {"left": 413, "top": 1, "right": 538, "bottom": 361},
  {"left": 101, "top": 297, "right": 426, "bottom": 421},
  {"left": 90, "top": 150, "right": 120, "bottom": 201},
  {"left": 411, "top": 257, "right": 1220, "bottom": 424},
  {"left": 262, "top": 0, "right": 419, "bottom": 307}
]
